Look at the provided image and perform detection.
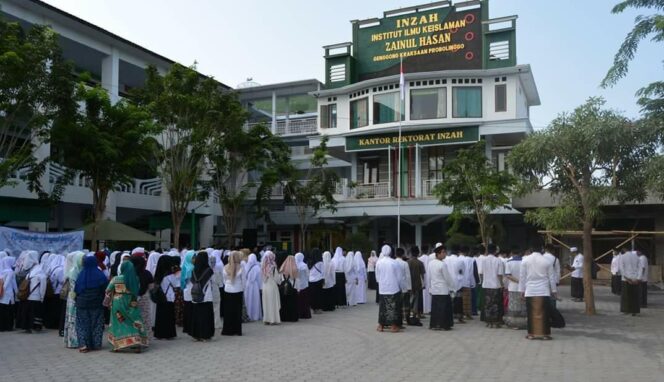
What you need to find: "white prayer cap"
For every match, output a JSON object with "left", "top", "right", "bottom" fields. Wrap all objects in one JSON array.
[
  {"left": 380, "top": 244, "right": 391, "bottom": 257},
  {"left": 435, "top": 242, "right": 443, "bottom": 248},
  {"left": 570, "top": 247, "right": 578, "bottom": 252},
  {"left": 131, "top": 247, "right": 145, "bottom": 255}
]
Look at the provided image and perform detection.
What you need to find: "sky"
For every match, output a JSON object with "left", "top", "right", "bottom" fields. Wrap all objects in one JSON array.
[{"left": 41, "top": 0, "right": 661, "bottom": 129}]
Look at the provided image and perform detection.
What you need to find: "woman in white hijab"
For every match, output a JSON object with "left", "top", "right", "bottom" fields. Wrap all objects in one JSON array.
[
  {"left": 208, "top": 253, "right": 223, "bottom": 330},
  {"left": 17, "top": 251, "right": 47, "bottom": 333},
  {"left": 0, "top": 256, "right": 18, "bottom": 331},
  {"left": 222, "top": 251, "right": 244, "bottom": 335},
  {"left": 354, "top": 251, "right": 367, "bottom": 304},
  {"left": 345, "top": 251, "right": 358, "bottom": 307},
  {"left": 332, "top": 247, "right": 347, "bottom": 307},
  {"left": 321, "top": 251, "right": 336, "bottom": 312},
  {"left": 294, "top": 253, "right": 311, "bottom": 319},
  {"left": 244, "top": 253, "right": 262, "bottom": 321}
]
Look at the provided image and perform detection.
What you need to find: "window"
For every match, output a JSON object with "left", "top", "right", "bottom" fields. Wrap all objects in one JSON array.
[
  {"left": 410, "top": 87, "right": 446, "bottom": 120},
  {"left": 288, "top": 94, "right": 317, "bottom": 115},
  {"left": 373, "top": 91, "right": 402, "bottom": 124},
  {"left": 361, "top": 159, "right": 380, "bottom": 184},
  {"left": 350, "top": 98, "right": 369, "bottom": 129},
  {"left": 453, "top": 87, "right": 482, "bottom": 118},
  {"left": 495, "top": 84, "right": 507, "bottom": 112},
  {"left": 320, "top": 104, "right": 337, "bottom": 128},
  {"left": 427, "top": 146, "right": 445, "bottom": 181}
]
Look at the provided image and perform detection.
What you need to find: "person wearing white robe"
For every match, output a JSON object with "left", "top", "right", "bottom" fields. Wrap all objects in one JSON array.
[
  {"left": 354, "top": 251, "right": 367, "bottom": 304},
  {"left": 208, "top": 255, "right": 224, "bottom": 329},
  {"left": 638, "top": 251, "right": 649, "bottom": 308},
  {"left": 294, "top": 253, "right": 311, "bottom": 319},
  {"left": 345, "top": 251, "right": 358, "bottom": 307},
  {"left": 375, "top": 245, "right": 401, "bottom": 332},
  {"left": 618, "top": 250, "right": 641, "bottom": 315},
  {"left": 19, "top": 251, "right": 47, "bottom": 332},
  {"left": 244, "top": 253, "right": 262, "bottom": 321}
]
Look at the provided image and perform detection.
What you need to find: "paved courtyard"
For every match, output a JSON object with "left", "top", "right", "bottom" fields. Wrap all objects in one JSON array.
[{"left": 1, "top": 285, "right": 663, "bottom": 382}]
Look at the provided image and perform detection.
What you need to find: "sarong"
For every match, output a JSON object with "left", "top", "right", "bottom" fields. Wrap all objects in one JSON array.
[
  {"left": 430, "top": 294, "right": 453, "bottom": 330},
  {"left": 526, "top": 296, "right": 551, "bottom": 337},
  {"left": 640, "top": 282, "right": 647, "bottom": 308},
  {"left": 478, "top": 287, "right": 485, "bottom": 321},
  {"left": 378, "top": 293, "right": 401, "bottom": 327},
  {"left": 367, "top": 271, "right": 377, "bottom": 290},
  {"left": 504, "top": 291, "right": 527, "bottom": 329},
  {"left": 484, "top": 288, "right": 503, "bottom": 324},
  {"left": 461, "top": 287, "right": 472, "bottom": 317},
  {"left": 610, "top": 275, "right": 622, "bottom": 295},
  {"left": 453, "top": 294, "right": 463, "bottom": 318},
  {"left": 570, "top": 277, "right": 584, "bottom": 299},
  {"left": 620, "top": 282, "right": 640, "bottom": 314},
  {"left": 400, "top": 291, "right": 410, "bottom": 324}
]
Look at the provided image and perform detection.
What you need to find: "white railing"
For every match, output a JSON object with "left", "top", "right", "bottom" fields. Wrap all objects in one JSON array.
[
  {"left": 247, "top": 117, "right": 317, "bottom": 136},
  {"left": 353, "top": 182, "right": 391, "bottom": 199},
  {"left": 422, "top": 179, "right": 442, "bottom": 197},
  {"left": 46, "top": 161, "right": 162, "bottom": 196}
]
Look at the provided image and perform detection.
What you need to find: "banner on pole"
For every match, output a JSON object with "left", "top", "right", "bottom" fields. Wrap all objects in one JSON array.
[{"left": 0, "top": 226, "right": 84, "bottom": 256}]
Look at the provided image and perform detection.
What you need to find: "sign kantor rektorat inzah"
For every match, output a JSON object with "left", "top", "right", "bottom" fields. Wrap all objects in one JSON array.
[
  {"left": 345, "top": 126, "right": 479, "bottom": 151},
  {"left": 353, "top": 7, "right": 482, "bottom": 81}
]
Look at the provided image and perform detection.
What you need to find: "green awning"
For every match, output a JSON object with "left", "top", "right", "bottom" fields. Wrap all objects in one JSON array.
[
  {"left": 77, "top": 220, "right": 160, "bottom": 242},
  {"left": 0, "top": 197, "right": 51, "bottom": 223}
]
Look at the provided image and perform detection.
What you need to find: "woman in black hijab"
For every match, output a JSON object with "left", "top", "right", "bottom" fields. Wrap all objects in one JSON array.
[
  {"left": 188, "top": 251, "right": 214, "bottom": 341},
  {"left": 153, "top": 255, "right": 177, "bottom": 339}
]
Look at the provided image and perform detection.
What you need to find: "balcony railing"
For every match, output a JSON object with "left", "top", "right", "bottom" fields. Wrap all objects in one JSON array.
[
  {"left": 247, "top": 117, "right": 317, "bottom": 136},
  {"left": 353, "top": 182, "right": 391, "bottom": 199},
  {"left": 422, "top": 179, "right": 442, "bottom": 197}
]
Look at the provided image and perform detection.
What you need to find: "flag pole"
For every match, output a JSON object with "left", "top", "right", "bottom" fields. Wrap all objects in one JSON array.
[{"left": 397, "top": 57, "right": 404, "bottom": 249}]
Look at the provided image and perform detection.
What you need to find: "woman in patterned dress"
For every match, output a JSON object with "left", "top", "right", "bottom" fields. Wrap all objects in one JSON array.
[{"left": 106, "top": 261, "right": 148, "bottom": 353}]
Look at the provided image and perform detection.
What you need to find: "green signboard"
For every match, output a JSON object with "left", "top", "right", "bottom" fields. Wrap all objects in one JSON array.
[
  {"left": 353, "top": 5, "right": 482, "bottom": 81},
  {"left": 345, "top": 126, "right": 479, "bottom": 151}
]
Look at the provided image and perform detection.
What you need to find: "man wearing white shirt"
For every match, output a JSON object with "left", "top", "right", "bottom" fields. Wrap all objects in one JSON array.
[
  {"left": 375, "top": 244, "right": 402, "bottom": 333},
  {"left": 568, "top": 247, "right": 584, "bottom": 302},
  {"left": 610, "top": 249, "right": 623, "bottom": 296},
  {"left": 476, "top": 245, "right": 488, "bottom": 320},
  {"left": 618, "top": 249, "right": 641, "bottom": 315},
  {"left": 542, "top": 244, "right": 560, "bottom": 308},
  {"left": 519, "top": 247, "right": 557, "bottom": 340},
  {"left": 418, "top": 247, "right": 432, "bottom": 316},
  {"left": 395, "top": 248, "right": 411, "bottom": 328},
  {"left": 482, "top": 244, "right": 505, "bottom": 328},
  {"left": 459, "top": 246, "right": 477, "bottom": 320},
  {"left": 428, "top": 244, "right": 456, "bottom": 331},
  {"left": 637, "top": 251, "right": 649, "bottom": 308}
]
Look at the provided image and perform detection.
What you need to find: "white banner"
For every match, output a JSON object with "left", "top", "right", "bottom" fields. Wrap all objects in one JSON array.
[{"left": 0, "top": 226, "right": 84, "bottom": 256}]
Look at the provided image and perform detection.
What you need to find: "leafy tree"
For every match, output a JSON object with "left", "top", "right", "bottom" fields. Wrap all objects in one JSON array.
[
  {"left": 282, "top": 136, "right": 338, "bottom": 251},
  {"left": 601, "top": 0, "right": 664, "bottom": 118},
  {"left": 0, "top": 20, "right": 74, "bottom": 189},
  {"left": 134, "top": 64, "right": 217, "bottom": 249},
  {"left": 508, "top": 97, "right": 659, "bottom": 315},
  {"left": 206, "top": 95, "right": 290, "bottom": 247},
  {"left": 433, "top": 140, "right": 515, "bottom": 249},
  {"left": 50, "top": 80, "right": 154, "bottom": 250}
]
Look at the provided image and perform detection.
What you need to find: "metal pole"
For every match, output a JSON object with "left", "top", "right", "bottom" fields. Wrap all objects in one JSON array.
[{"left": 397, "top": 86, "right": 402, "bottom": 249}]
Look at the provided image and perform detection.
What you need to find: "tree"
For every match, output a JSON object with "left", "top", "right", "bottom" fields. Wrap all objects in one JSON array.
[
  {"left": 0, "top": 19, "right": 75, "bottom": 189},
  {"left": 433, "top": 140, "right": 515, "bottom": 249},
  {"left": 508, "top": 97, "right": 659, "bottom": 315},
  {"left": 601, "top": 0, "right": 664, "bottom": 118},
  {"left": 50, "top": 80, "right": 154, "bottom": 250},
  {"left": 206, "top": 94, "right": 290, "bottom": 248},
  {"left": 282, "top": 136, "right": 339, "bottom": 251},
  {"left": 134, "top": 64, "right": 218, "bottom": 249}
]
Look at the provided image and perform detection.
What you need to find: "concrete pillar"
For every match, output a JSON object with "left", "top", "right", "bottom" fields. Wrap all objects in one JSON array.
[
  {"left": 351, "top": 224, "right": 358, "bottom": 234},
  {"left": 415, "top": 223, "right": 423, "bottom": 251},
  {"left": 160, "top": 229, "right": 172, "bottom": 250},
  {"left": 102, "top": 192, "right": 117, "bottom": 221},
  {"left": 654, "top": 217, "right": 664, "bottom": 282},
  {"left": 101, "top": 48, "right": 120, "bottom": 104},
  {"left": 350, "top": 153, "right": 357, "bottom": 183},
  {"left": 199, "top": 215, "right": 214, "bottom": 248}
]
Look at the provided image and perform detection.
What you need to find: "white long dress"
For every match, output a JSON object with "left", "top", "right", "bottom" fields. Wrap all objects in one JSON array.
[
  {"left": 354, "top": 252, "right": 367, "bottom": 304},
  {"left": 420, "top": 254, "right": 432, "bottom": 314},
  {"left": 345, "top": 252, "right": 357, "bottom": 306},
  {"left": 262, "top": 268, "right": 282, "bottom": 324},
  {"left": 244, "top": 257, "right": 262, "bottom": 321}
]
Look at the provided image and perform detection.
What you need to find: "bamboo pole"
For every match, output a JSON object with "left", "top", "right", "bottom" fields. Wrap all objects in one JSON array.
[{"left": 559, "top": 233, "right": 638, "bottom": 280}]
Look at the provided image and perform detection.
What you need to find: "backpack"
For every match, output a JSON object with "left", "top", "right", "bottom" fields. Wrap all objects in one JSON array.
[
  {"left": 18, "top": 277, "right": 40, "bottom": 302},
  {"left": 44, "top": 275, "right": 55, "bottom": 299},
  {"left": 190, "top": 270, "right": 210, "bottom": 303},
  {"left": 149, "top": 282, "right": 172, "bottom": 304},
  {"left": 280, "top": 276, "right": 295, "bottom": 297},
  {"left": 550, "top": 305, "right": 566, "bottom": 328}
]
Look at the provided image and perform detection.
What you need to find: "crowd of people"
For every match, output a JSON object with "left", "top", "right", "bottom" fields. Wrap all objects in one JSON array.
[
  {"left": 0, "top": 240, "right": 651, "bottom": 352},
  {"left": 0, "top": 246, "right": 371, "bottom": 352}
]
